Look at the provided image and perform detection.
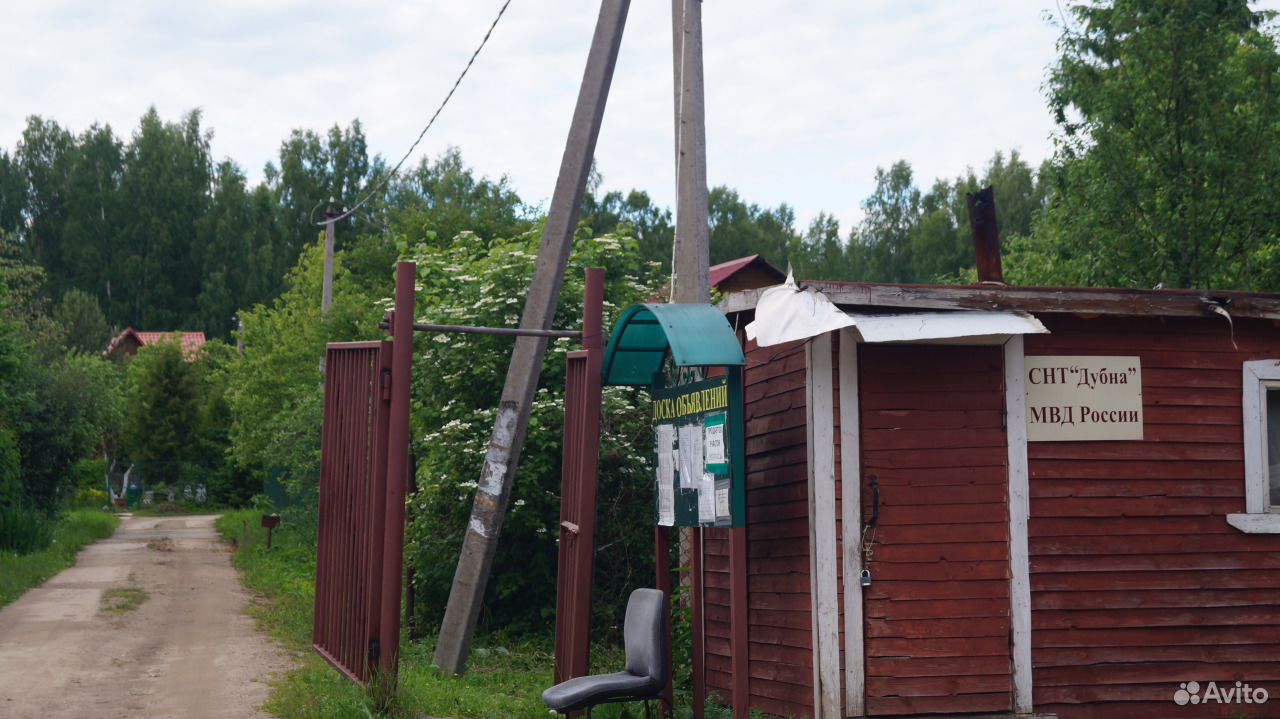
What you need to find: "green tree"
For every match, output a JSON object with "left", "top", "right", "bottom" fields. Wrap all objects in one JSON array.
[
  {"left": 850, "top": 161, "right": 921, "bottom": 282},
  {"left": 271, "top": 121, "right": 376, "bottom": 268},
  {"left": 1026, "top": 0, "right": 1280, "bottom": 289},
  {"left": 195, "top": 160, "right": 279, "bottom": 338},
  {"left": 789, "top": 211, "right": 845, "bottom": 280},
  {"left": 0, "top": 289, "right": 28, "bottom": 508},
  {"left": 707, "top": 186, "right": 798, "bottom": 268},
  {"left": 119, "top": 340, "right": 202, "bottom": 484},
  {"left": 582, "top": 180, "right": 673, "bottom": 270},
  {"left": 846, "top": 152, "right": 1046, "bottom": 284},
  {"left": 53, "top": 289, "right": 110, "bottom": 355},
  {"left": 192, "top": 342, "right": 257, "bottom": 505},
  {"left": 0, "top": 150, "right": 25, "bottom": 236},
  {"left": 57, "top": 124, "right": 124, "bottom": 307},
  {"left": 0, "top": 232, "right": 63, "bottom": 360},
  {"left": 116, "top": 108, "right": 213, "bottom": 328},
  {"left": 15, "top": 116, "right": 75, "bottom": 271},
  {"left": 18, "top": 353, "right": 122, "bottom": 509},
  {"left": 223, "top": 239, "right": 383, "bottom": 500},
  {"left": 388, "top": 147, "right": 530, "bottom": 247}
]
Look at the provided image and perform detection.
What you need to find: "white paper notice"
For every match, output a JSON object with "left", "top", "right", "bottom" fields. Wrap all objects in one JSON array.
[
  {"left": 703, "top": 420, "right": 726, "bottom": 466},
  {"left": 697, "top": 472, "right": 716, "bottom": 523},
  {"left": 678, "top": 424, "right": 702, "bottom": 489},
  {"left": 657, "top": 475, "right": 675, "bottom": 526},
  {"left": 656, "top": 425, "right": 675, "bottom": 526},
  {"left": 715, "top": 487, "right": 730, "bottom": 518}
]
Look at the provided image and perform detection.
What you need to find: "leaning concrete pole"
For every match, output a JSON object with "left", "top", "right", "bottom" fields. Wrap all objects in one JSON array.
[{"left": 433, "top": 0, "right": 632, "bottom": 676}]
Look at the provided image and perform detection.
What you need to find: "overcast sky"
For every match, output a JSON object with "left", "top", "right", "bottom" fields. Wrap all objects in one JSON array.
[{"left": 4, "top": 1, "right": 1277, "bottom": 234}]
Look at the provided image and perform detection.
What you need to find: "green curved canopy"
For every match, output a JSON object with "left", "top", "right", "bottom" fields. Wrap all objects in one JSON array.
[{"left": 602, "top": 303, "right": 746, "bottom": 386}]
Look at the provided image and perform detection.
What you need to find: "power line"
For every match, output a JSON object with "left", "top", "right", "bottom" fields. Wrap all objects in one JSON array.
[{"left": 317, "top": 0, "right": 514, "bottom": 226}]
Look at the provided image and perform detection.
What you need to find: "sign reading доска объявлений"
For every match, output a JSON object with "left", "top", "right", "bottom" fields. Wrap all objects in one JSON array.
[{"left": 1025, "top": 356, "right": 1143, "bottom": 442}]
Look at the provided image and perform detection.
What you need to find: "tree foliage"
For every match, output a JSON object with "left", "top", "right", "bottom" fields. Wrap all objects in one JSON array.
[
  {"left": 223, "top": 240, "right": 383, "bottom": 504},
  {"left": 2, "top": 110, "right": 379, "bottom": 340},
  {"left": 119, "top": 341, "right": 202, "bottom": 471},
  {"left": 0, "top": 243, "right": 122, "bottom": 510},
  {"left": 1023, "top": 0, "right": 1280, "bottom": 289},
  {"left": 842, "top": 152, "right": 1046, "bottom": 284},
  {"left": 402, "top": 226, "right": 661, "bottom": 634}
]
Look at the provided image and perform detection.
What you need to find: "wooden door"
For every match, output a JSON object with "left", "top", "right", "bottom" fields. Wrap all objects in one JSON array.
[{"left": 858, "top": 344, "right": 1013, "bottom": 716}]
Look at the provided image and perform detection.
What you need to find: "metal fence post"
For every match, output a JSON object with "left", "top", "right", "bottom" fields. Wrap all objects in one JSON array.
[{"left": 379, "top": 262, "right": 416, "bottom": 691}]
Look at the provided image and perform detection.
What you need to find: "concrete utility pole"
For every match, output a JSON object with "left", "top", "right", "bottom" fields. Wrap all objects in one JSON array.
[
  {"left": 671, "top": 4, "right": 712, "bottom": 718},
  {"left": 672, "top": 0, "right": 710, "bottom": 305},
  {"left": 321, "top": 199, "right": 339, "bottom": 315},
  {"left": 433, "top": 0, "right": 633, "bottom": 676}
]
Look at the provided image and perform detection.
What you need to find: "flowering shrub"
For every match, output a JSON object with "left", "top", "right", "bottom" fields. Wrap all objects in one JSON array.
[{"left": 403, "top": 225, "right": 661, "bottom": 635}]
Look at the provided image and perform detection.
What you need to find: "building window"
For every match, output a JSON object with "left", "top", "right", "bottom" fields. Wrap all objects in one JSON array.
[
  {"left": 1228, "top": 361, "right": 1280, "bottom": 533},
  {"left": 1270, "top": 388, "right": 1280, "bottom": 508}
]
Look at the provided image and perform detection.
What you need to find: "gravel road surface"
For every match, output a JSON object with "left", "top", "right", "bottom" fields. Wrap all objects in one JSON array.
[{"left": 0, "top": 513, "right": 290, "bottom": 719}]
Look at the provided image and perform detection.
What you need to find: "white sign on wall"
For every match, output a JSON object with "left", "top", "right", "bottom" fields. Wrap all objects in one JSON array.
[{"left": 1025, "top": 356, "right": 1143, "bottom": 442}]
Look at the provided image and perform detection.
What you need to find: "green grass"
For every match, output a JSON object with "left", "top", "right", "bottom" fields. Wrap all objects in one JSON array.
[
  {"left": 0, "top": 509, "right": 119, "bottom": 609},
  {"left": 217, "top": 509, "right": 692, "bottom": 719},
  {"left": 0, "top": 505, "right": 56, "bottom": 553},
  {"left": 100, "top": 583, "right": 148, "bottom": 614}
]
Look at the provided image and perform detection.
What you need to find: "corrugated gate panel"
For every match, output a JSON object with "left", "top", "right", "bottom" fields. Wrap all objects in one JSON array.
[{"left": 313, "top": 340, "right": 392, "bottom": 685}]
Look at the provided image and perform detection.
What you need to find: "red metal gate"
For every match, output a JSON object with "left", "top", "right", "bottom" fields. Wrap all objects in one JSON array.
[
  {"left": 314, "top": 340, "right": 392, "bottom": 684},
  {"left": 313, "top": 262, "right": 414, "bottom": 690},
  {"left": 553, "top": 269, "right": 603, "bottom": 686}
]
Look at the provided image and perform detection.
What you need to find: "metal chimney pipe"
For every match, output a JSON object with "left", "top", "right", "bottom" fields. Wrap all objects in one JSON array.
[{"left": 966, "top": 186, "right": 1005, "bottom": 284}]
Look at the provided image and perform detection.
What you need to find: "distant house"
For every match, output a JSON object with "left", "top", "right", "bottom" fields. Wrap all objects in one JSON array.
[
  {"left": 102, "top": 328, "right": 207, "bottom": 362},
  {"left": 708, "top": 254, "right": 786, "bottom": 294},
  {"left": 654, "top": 254, "right": 786, "bottom": 301}
]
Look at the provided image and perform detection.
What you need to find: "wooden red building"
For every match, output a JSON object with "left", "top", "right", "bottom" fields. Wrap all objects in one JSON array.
[{"left": 693, "top": 280, "right": 1280, "bottom": 719}]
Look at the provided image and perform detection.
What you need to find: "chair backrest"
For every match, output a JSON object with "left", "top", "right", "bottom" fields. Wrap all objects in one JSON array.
[{"left": 623, "top": 588, "right": 669, "bottom": 683}]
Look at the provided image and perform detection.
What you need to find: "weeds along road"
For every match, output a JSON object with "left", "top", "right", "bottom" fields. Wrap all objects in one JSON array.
[{"left": 0, "top": 514, "right": 290, "bottom": 719}]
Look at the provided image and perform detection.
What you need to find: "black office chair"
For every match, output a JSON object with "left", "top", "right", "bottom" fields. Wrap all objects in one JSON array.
[{"left": 543, "top": 588, "right": 671, "bottom": 718}]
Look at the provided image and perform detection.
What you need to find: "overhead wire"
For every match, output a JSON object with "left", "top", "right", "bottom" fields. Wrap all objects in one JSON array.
[{"left": 316, "top": 0, "right": 514, "bottom": 226}]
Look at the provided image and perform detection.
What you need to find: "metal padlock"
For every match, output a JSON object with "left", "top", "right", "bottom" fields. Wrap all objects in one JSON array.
[{"left": 859, "top": 569, "right": 872, "bottom": 588}]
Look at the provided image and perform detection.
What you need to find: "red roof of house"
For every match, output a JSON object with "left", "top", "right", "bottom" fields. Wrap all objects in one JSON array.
[
  {"left": 653, "top": 255, "right": 786, "bottom": 301},
  {"left": 709, "top": 255, "right": 770, "bottom": 287},
  {"left": 103, "top": 328, "right": 207, "bottom": 360}
]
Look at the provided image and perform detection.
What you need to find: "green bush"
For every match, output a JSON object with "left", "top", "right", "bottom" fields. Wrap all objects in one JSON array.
[
  {"left": 403, "top": 228, "right": 661, "bottom": 637},
  {"left": 0, "top": 425, "right": 20, "bottom": 507},
  {"left": 0, "top": 505, "right": 55, "bottom": 554},
  {"left": 73, "top": 487, "right": 108, "bottom": 509},
  {"left": 0, "top": 510, "right": 118, "bottom": 608},
  {"left": 71, "top": 457, "right": 109, "bottom": 490}
]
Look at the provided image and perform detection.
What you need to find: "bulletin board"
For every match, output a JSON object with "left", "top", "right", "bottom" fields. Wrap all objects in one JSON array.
[{"left": 652, "top": 371, "right": 746, "bottom": 528}]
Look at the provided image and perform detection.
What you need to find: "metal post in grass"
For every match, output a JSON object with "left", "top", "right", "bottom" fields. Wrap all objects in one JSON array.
[{"left": 377, "top": 261, "right": 415, "bottom": 700}]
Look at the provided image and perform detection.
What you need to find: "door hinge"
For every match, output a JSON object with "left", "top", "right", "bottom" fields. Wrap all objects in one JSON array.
[{"left": 381, "top": 369, "right": 392, "bottom": 400}]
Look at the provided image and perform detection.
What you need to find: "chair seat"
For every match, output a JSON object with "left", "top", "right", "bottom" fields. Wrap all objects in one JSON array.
[{"left": 543, "top": 671, "right": 662, "bottom": 713}]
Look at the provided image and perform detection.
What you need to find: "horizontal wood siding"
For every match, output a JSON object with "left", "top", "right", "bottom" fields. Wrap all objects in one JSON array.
[
  {"left": 1026, "top": 315, "right": 1280, "bottom": 719},
  {"left": 859, "top": 344, "right": 1013, "bottom": 717},
  {"left": 704, "top": 338, "right": 814, "bottom": 717}
]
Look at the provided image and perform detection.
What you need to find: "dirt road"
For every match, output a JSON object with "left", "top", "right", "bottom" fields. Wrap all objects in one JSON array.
[{"left": 0, "top": 514, "right": 290, "bottom": 719}]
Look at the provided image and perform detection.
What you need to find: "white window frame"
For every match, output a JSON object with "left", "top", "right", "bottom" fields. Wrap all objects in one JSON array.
[{"left": 1227, "top": 360, "right": 1280, "bottom": 533}]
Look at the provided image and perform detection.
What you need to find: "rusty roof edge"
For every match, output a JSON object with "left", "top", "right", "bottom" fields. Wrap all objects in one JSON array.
[{"left": 719, "top": 282, "right": 1280, "bottom": 320}]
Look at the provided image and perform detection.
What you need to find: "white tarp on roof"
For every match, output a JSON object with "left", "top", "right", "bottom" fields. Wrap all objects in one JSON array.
[
  {"left": 744, "top": 275, "right": 1048, "bottom": 347},
  {"left": 744, "top": 274, "right": 855, "bottom": 347},
  {"left": 850, "top": 310, "right": 1047, "bottom": 343}
]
